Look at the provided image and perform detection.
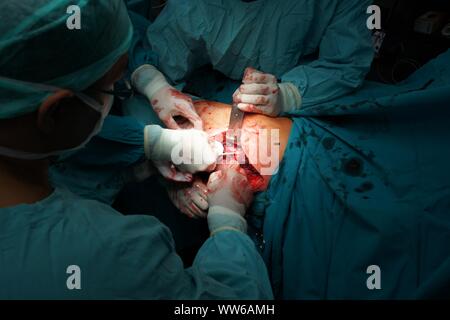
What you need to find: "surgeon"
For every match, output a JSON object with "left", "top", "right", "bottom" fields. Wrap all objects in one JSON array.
[
  {"left": 0, "top": 0, "right": 273, "bottom": 299},
  {"left": 126, "top": 0, "right": 374, "bottom": 128}
]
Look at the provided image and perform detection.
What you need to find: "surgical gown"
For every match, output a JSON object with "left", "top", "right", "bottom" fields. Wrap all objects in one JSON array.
[
  {"left": 249, "top": 49, "right": 450, "bottom": 299},
  {"left": 0, "top": 188, "right": 273, "bottom": 299},
  {"left": 126, "top": 0, "right": 374, "bottom": 106}
]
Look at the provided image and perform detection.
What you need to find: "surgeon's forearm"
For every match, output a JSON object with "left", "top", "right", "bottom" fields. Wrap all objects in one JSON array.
[
  {"left": 281, "top": 64, "right": 367, "bottom": 109},
  {"left": 131, "top": 64, "right": 170, "bottom": 100},
  {"left": 278, "top": 82, "right": 303, "bottom": 113},
  {"left": 192, "top": 230, "right": 274, "bottom": 299},
  {"left": 208, "top": 206, "right": 248, "bottom": 236}
]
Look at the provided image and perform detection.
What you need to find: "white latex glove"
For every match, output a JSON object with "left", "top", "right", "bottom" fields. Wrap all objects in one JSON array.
[
  {"left": 233, "top": 67, "right": 302, "bottom": 116},
  {"left": 132, "top": 64, "right": 203, "bottom": 130},
  {"left": 207, "top": 164, "right": 254, "bottom": 235},
  {"left": 144, "top": 125, "right": 219, "bottom": 182},
  {"left": 165, "top": 178, "right": 209, "bottom": 219}
]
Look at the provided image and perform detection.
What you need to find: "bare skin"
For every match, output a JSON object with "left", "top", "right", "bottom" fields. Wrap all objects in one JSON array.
[{"left": 194, "top": 100, "right": 292, "bottom": 192}]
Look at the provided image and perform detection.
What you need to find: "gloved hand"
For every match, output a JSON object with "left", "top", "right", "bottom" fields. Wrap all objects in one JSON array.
[
  {"left": 165, "top": 178, "right": 209, "bottom": 219},
  {"left": 206, "top": 164, "right": 254, "bottom": 235},
  {"left": 132, "top": 64, "right": 203, "bottom": 130},
  {"left": 144, "top": 125, "right": 220, "bottom": 182},
  {"left": 233, "top": 67, "right": 302, "bottom": 116}
]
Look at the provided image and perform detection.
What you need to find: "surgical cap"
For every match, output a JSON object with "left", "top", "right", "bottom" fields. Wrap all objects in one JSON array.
[{"left": 0, "top": 0, "right": 133, "bottom": 119}]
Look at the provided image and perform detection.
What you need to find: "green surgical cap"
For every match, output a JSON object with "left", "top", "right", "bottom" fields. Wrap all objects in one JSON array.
[{"left": 0, "top": 0, "right": 133, "bottom": 119}]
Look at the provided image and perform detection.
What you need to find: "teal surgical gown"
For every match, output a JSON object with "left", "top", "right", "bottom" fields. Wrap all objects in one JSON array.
[
  {"left": 127, "top": 0, "right": 373, "bottom": 106},
  {"left": 249, "top": 50, "right": 450, "bottom": 299},
  {"left": 0, "top": 188, "right": 273, "bottom": 299}
]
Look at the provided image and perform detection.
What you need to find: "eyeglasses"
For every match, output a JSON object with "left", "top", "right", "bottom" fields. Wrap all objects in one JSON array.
[{"left": 100, "top": 79, "right": 135, "bottom": 101}]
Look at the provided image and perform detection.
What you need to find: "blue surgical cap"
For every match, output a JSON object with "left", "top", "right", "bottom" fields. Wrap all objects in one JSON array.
[{"left": 0, "top": 0, "right": 133, "bottom": 119}]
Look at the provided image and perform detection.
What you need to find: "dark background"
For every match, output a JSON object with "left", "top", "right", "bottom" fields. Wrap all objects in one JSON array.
[{"left": 369, "top": 0, "right": 450, "bottom": 83}]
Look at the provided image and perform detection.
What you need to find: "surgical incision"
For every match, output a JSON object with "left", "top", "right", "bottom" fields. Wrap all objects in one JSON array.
[
  {"left": 191, "top": 101, "right": 287, "bottom": 192},
  {"left": 210, "top": 129, "right": 266, "bottom": 192}
]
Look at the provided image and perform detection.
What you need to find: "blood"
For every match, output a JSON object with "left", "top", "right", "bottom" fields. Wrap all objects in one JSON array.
[
  {"left": 243, "top": 67, "right": 256, "bottom": 82},
  {"left": 245, "top": 104, "right": 260, "bottom": 113},
  {"left": 169, "top": 88, "right": 192, "bottom": 102},
  {"left": 240, "top": 159, "right": 265, "bottom": 192},
  {"left": 213, "top": 130, "right": 265, "bottom": 192},
  {"left": 189, "top": 203, "right": 198, "bottom": 213}
]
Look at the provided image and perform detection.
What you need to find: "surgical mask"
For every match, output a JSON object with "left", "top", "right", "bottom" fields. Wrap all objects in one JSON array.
[{"left": 0, "top": 76, "right": 114, "bottom": 160}]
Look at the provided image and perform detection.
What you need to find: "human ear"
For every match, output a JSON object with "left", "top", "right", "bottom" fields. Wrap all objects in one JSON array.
[{"left": 37, "top": 90, "right": 74, "bottom": 135}]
